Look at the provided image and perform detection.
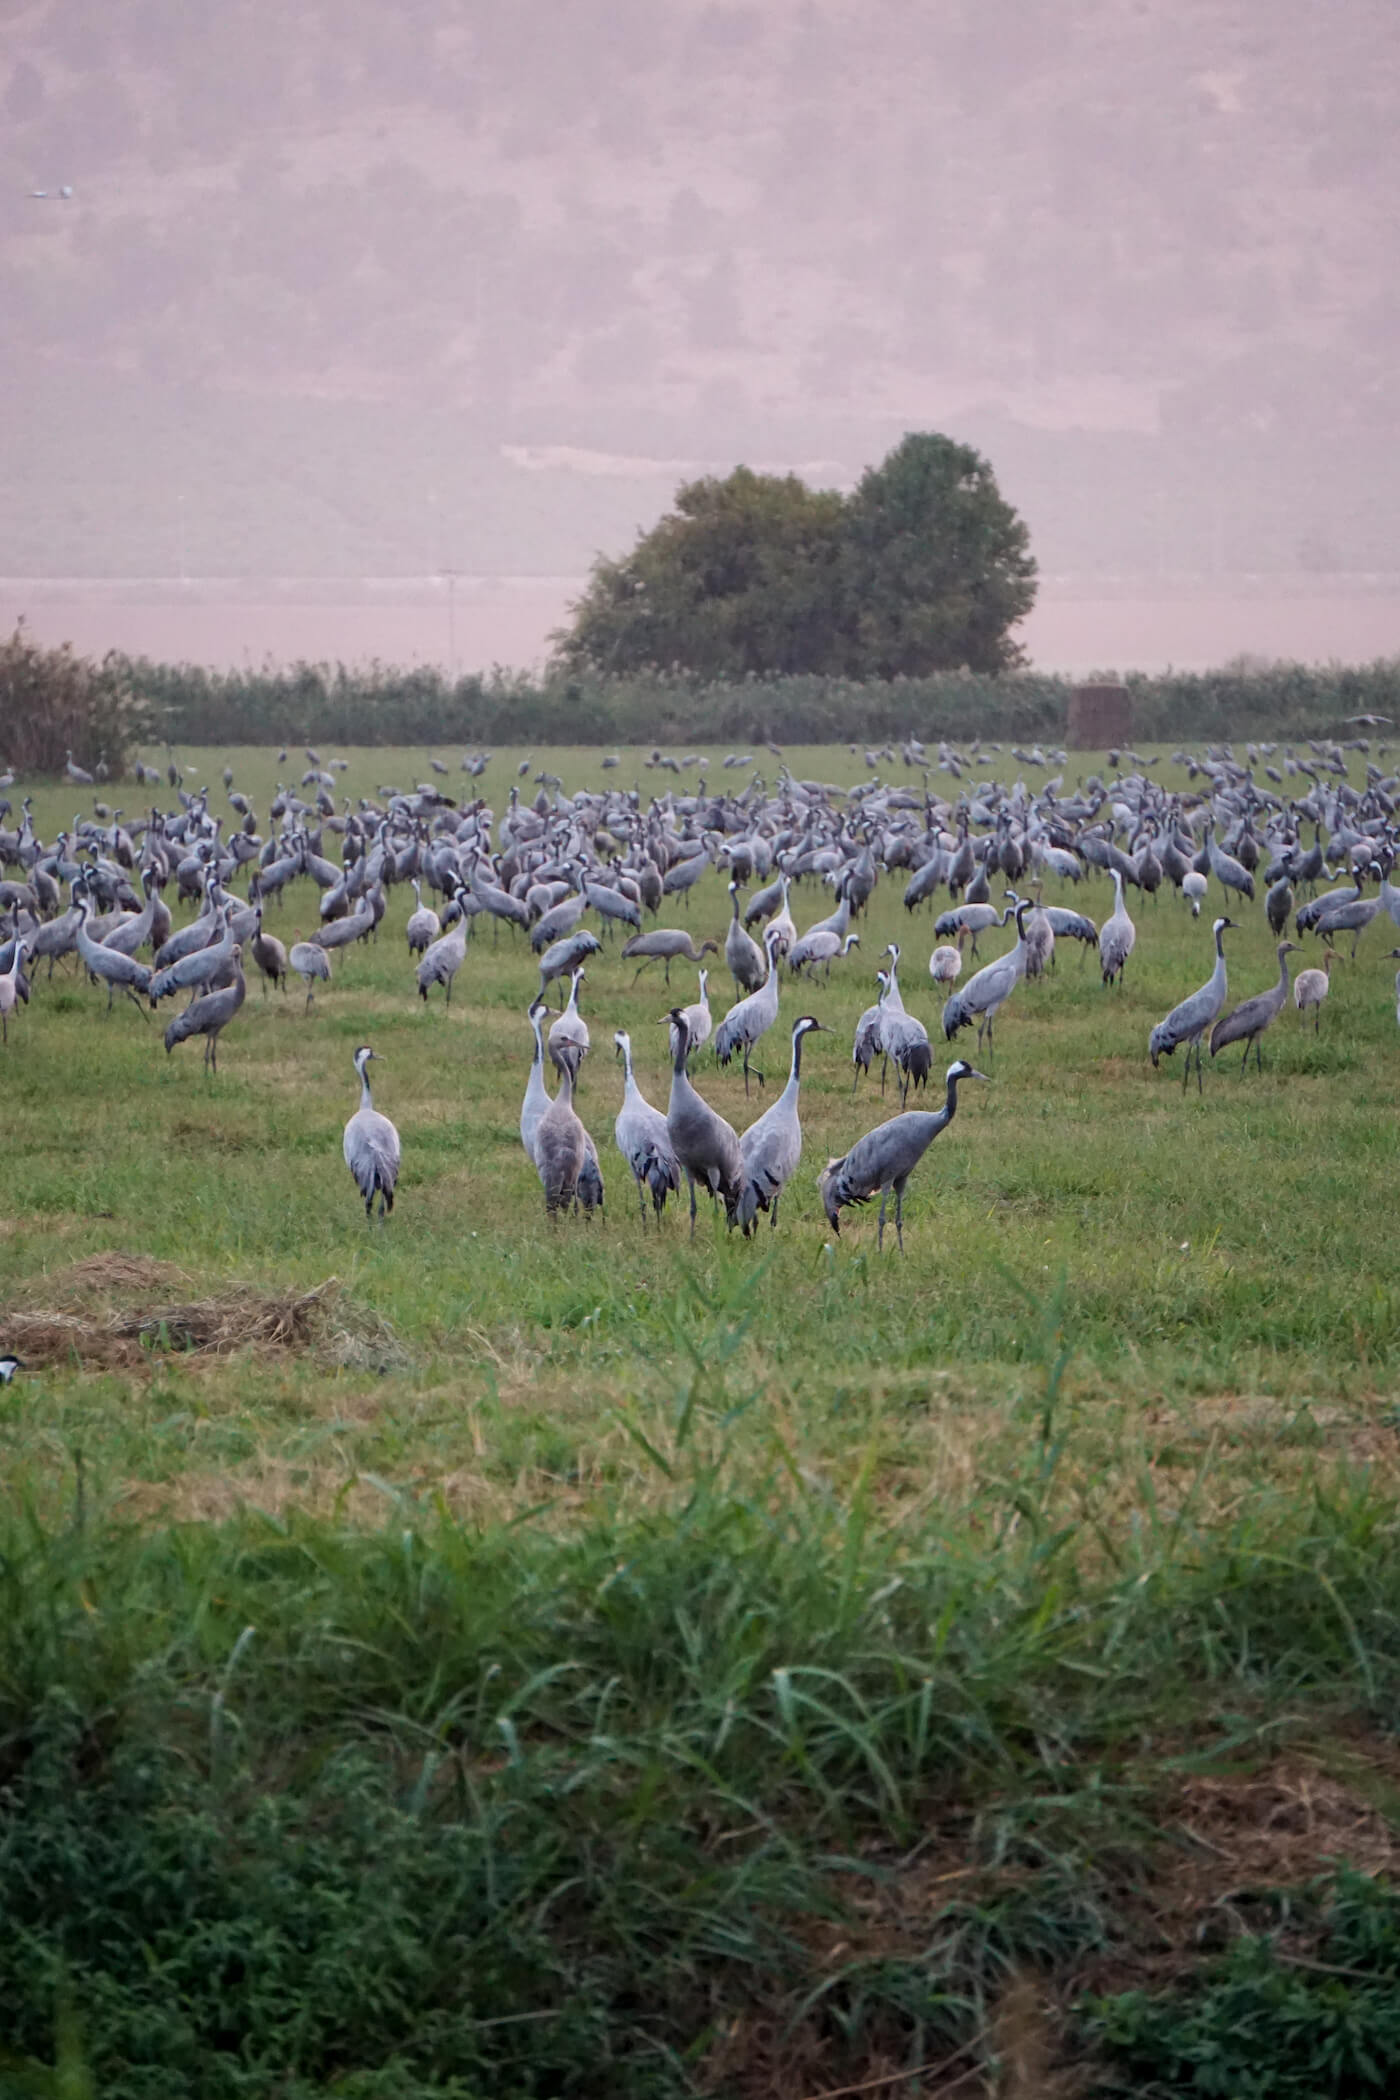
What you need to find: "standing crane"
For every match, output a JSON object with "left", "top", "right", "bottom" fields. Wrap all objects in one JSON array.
[
  {"left": 941, "top": 900, "right": 1029, "bottom": 1049},
  {"left": 1149, "top": 916, "right": 1235, "bottom": 1090},
  {"left": 714, "top": 923, "right": 783, "bottom": 1095},
  {"left": 736, "top": 1014, "right": 825, "bottom": 1234},
  {"left": 820, "top": 1059, "right": 987, "bottom": 1252},
  {"left": 1098, "top": 867, "right": 1136, "bottom": 987},
  {"left": 664, "top": 1008, "right": 742, "bottom": 1237},
  {"left": 724, "top": 880, "right": 766, "bottom": 993},
  {"left": 612, "top": 1028, "right": 682, "bottom": 1223},
  {"left": 163, "top": 946, "right": 246, "bottom": 1072},
  {"left": 1209, "top": 940, "right": 1300, "bottom": 1074},
  {"left": 343, "top": 1045, "right": 401, "bottom": 1219}
]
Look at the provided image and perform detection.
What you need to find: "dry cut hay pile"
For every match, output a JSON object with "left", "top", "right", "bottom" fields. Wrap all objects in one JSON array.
[{"left": 5, "top": 1255, "right": 404, "bottom": 1372}]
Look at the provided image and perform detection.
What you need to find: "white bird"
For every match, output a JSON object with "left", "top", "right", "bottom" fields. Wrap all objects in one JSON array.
[
  {"left": 1293, "top": 949, "right": 1337, "bottom": 1032},
  {"left": 1182, "top": 869, "right": 1208, "bottom": 917},
  {"left": 613, "top": 1029, "right": 682, "bottom": 1223},
  {"left": 929, "top": 937, "right": 964, "bottom": 987},
  {"left": 343, "top": 1045, "right": 401, "bottom": 1220}
]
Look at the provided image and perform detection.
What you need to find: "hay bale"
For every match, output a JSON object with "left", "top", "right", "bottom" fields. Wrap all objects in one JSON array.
[{"left": 1067, "top": 683, "right": 1131, "bottom": 751}]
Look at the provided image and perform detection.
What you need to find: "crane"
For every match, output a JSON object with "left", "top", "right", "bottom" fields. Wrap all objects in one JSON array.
[
  {"left": 1149, "top": 916, "right": 1234, "bottom": 1090},
  {"left": 343, "top": 1045, "right": 401, "bottom": 1219},
  {"left": 613, "top": 1028, "right": 682, "bottom": 1223},
  {"left": 1209, "top": 941, "right": 1300, "bottom": 1073},
  {"left": 664, "top": 1008, "right": 742, "bottom": 1237},
  {"left": 736, "top": 1014, "right": 825, "bottom": 1233},
  {"left": 820, "top": 1059, "right": 987, "bottom": 1252}
]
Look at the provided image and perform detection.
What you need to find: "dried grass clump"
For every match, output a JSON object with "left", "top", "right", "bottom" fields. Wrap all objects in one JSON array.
[{"left": 4, "top": 1270, "right": 405, "bottom": 1371}]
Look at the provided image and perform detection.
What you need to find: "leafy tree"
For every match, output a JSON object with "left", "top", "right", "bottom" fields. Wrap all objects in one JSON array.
[
  {"left": 841, "top": 433, "right": 1037, "bottom": 675},
  {"left": 552, "top": 435, "right": 1036, "bottom": 678},
  {"left": 553, "top": 466, "right": 848, "bottom": 678}
]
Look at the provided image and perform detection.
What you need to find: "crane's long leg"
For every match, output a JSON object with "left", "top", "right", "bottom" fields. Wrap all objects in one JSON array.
[
  {"left": 1195, "top": 1039, "right": 1204, "bottom": 1093},
  {"left": 770, "top": 1195, "right": 780, "bottom": 1231},
  {"left": 877, "top": 1185, "right": 889, "bottom": 1251},
  {"left": 687, "top": 1169, "right": 697, "bottom": 1240},
  {"left": 894, "top": 1179, "right": 906, "bottom": 1253},
  {"left": 1240, "top": 1038, "right": 1250, "bottom": 1075},
  {"left": 636, "top": 1177, "right": 648, "bottom": 1226}
]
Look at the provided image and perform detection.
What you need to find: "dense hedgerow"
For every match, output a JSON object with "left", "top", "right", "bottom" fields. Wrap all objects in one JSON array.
[{"left": 107, "top": 653, "right": 1400, "bottom": 753}]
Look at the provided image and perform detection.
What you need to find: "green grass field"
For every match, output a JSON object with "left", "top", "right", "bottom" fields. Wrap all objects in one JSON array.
[{"left": 5, "top": 742, "right": 1400, "bottom": 2096}]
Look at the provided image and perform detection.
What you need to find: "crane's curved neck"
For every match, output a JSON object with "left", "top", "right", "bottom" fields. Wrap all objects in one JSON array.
[
  {"left": 790, "top": 1029, "right": 806, "bottom": 1084},
  {"left": 359, "top": 1068, "right": 374, "bottom": 1112},
  {"left": 620, "top": 1041, "right": 635, "bottom": 1084},
  {"left": 1214, "top": 925, "right": 1228, "bottom": 960}
]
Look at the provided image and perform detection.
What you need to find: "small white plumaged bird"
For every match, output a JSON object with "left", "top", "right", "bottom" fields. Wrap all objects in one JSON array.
[
  {"left": 343, "top": 1045, "right": 401, "bottom": 1220},
  {"left": 1293, "top": 949, "right": 1337, "bottom": 1032},
  {"left": 929, "top": 938, "right": 963, "bottom": 987},
  {"left": 1182, "top": 869, "right": 1208, "bottom": 917}
]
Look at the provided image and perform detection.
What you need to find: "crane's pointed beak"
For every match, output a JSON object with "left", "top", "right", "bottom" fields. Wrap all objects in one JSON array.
[{"left": 969, "top": 1069, "right": 990, "bottom": 1082}]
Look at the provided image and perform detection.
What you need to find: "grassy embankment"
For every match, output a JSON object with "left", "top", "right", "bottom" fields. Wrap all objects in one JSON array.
[{"left": 3, "top": 743, "right": 1400, "bottom": 2095}]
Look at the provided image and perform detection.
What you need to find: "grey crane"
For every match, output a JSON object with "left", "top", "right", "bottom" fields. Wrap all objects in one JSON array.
[
  {"left": 536, "top": 928, "right": 603, "bottom": 996},
  {"left": 520, "top": 999, "right": 551, "bottom": 1163},
  {"left": 1098, "top": 866, "right": 1136, "bottom": 986},
  {"left": 530, "top": 884, "right": 587, "bottom": 951},
  {"left": 941, "top": 900, "right": 1029, "bottom": 1049},
  {"left": 288, "top": 937, "right": 331, "bottom": 1010},
  {"left": 620, "top": 928, "right": 719, "bottom": 985},
  {"left": 74, "top": 892, "right": 153, "bottom": 1014},
  {"left": 342, "top": 1045, "right": 401, "bottom": 1219},
  {"left": 1210, "top": 940, "right": 1300, "bottom": 1073},
  {"left": 1266, "top": 873, "right": 1294, "bottom": 938},
  {"left": 1315, "top": 880, "right": 1383, "bottom": 960},
  {"left": 820, "top": 1058, "right": 987, "bottom": 1252},
  {"left": 0, "top": 935, "right": 31, "bottom": 1043},
  {"left": 1206, "top": 822, "right": 1256, "bottom": 902},
  {"left": 149, "top": 905, "right": 234, "bottom": 1007},
  {"left": 416, "top": 913, "right": 468, "bottom": 1004},
  {"left": 714, "top": 922, "right": 783, "bottom": 1095},
  {"left": 878, "top": 943, "right": 931, "bottom": 1102},
  {"left": 669, "top": 966, "right": 713, "bottom": 1059},
  {"left": 736, "top": 1014, "right": 825, "bottom": 1234},
  {"left": 250, "top": 908, "right": 288, "bottom": 995},
  {"left": 548, "top": 967, "right": 589, "bottom": 1073},
  {"left": 1148, "top": 916, "right": 1235, "bottom": 1090},
  {"left": 405, "top": 878, "right": 440, "bottom": 956},
  {"left": 663, "top": 1008, "right": 742, "bottom": 1237},
  {"left": 725, "top": 880, "right": 766, "bottom": 992},
  {"left": 64, "top": 748, "right": 94, "bottom": 786},
  {"left": 851, "top": 971, "right": 889, "bottom": 1094},
  {"left": 613, "top": 1028, "right": 682, "bottom": 1223},
  {"left": 794, "top": 927, "right": 861, "bottom": 980},
  {"left": 163, "top": 945, "right": 246, "bottom": 1071},
  {"left": 534, "top": 1051, "right": 589, "bottom": 1219}
]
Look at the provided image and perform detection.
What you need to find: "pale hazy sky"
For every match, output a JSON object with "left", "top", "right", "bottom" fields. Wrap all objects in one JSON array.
[{"left": 3, "top": 0, "right": 1398, "bottom": 669}]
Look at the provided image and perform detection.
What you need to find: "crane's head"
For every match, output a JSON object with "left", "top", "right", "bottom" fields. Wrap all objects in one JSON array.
[
  {"left": 352, "top": 1044, "right": 378, "bottom": 1074},
  {"left": 946, "top": 1058, "right": 989, "bottom": 1085},
  {"left": 613, "top": 1028, "right": 630, "bottom": 1059},
  {"left": 792, "top": 1015, "right": 827, "bottom": 1038},
  {"left": 1213, "top": 916, "right": 1235, "bottom": 934},
  {"left": 0, "top": 1355, "right": 24, "bottom": 1384}
]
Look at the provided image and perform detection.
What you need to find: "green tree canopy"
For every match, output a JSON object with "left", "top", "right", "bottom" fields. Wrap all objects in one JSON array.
[{"left": 552, "top": 433, "right": 1036, "bottom": 679}]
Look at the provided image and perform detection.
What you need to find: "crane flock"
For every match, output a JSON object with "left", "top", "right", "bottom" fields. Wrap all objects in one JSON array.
[{"left": 3, "top": 726, "right": 1400, "bottom": 1249}]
